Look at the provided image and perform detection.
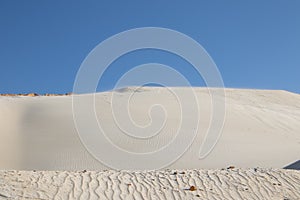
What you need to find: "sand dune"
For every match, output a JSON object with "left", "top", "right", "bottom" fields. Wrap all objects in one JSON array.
[
  {"left": 0, "top": 168, "right": 299, "bottom": 199},
  {"left": 0, "top": 87, "right": 299, "bottom": 170}
]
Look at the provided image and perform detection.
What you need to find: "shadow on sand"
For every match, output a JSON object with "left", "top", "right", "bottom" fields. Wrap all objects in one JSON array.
[{"left": 284, "top": 160, "right": 300, "bottom": 170}]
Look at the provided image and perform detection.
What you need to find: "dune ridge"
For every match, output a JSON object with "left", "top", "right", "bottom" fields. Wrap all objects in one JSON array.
[{"left": 0, "top": 93, "right": 73, "bottom": 97}]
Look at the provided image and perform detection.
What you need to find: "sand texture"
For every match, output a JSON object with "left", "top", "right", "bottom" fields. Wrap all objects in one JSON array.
[{"left": 0, "top": 168, "right": 299, "bottom": 200}]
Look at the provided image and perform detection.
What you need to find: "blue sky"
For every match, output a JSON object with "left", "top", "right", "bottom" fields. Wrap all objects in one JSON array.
[{"left": 1, "top": 1, "right": 299, "bottom": 94}]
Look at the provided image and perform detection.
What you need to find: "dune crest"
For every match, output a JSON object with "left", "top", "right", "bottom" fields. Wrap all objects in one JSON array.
[{"left": 0, "top": 93, "right": 73, "bottom": 97}]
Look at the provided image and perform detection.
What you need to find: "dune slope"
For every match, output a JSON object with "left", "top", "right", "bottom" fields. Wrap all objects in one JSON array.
[{"left": 0, "top": 87, "right": 299, "bottom": 170}]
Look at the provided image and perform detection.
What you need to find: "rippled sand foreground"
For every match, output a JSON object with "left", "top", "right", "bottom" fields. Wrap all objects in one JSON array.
[{"left": 0, "top": 168, "right": 299, "bottom": 199}]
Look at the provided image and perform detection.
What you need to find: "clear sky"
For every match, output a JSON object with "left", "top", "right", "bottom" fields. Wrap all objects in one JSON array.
[{"left": 1, "top": 1, "right": 299, "bottom": 94}]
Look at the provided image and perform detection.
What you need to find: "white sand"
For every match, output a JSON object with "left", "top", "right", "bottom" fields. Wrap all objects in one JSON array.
[
  {"left": 0, "top": 168, "right": 299, "bottom": 199},
  {"left": 0, "top": 87, "right": 299, "bottom": 170}
]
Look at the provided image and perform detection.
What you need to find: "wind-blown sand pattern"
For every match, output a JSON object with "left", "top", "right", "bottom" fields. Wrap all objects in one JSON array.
[
  {"left": 0, "top": 168, "right": 299, "bottom": 199},
  {"left": 0, "top": 88, "right": 300, "bottom": 199}
]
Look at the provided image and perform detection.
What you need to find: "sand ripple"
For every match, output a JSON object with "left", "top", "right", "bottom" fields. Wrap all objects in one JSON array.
[{"left": 0, "top": 168, "right": 299, "bottom": 199}]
